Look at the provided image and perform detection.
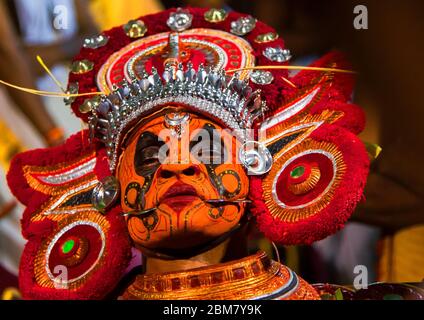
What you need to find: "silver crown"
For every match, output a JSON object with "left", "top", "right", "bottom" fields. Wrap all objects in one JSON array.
[{"left": 88, "top": 63, "right": 267, "bottom": 171}]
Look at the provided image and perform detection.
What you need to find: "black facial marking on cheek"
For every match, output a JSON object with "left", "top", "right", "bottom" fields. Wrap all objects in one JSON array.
[
  {"left": 204, "top": 167, "right": 242, "bottom": 199},
  {"left": 217, "top": 170, "right": 242, "bottom": 198},
  {"left": 141, "top": 213, "right": 159, "bottom": 232},
  {"left": 124, "top": 178, "right": 155, "bottom": 210},
  {"left": 130, "top": 212, "right": 159, "bottom": 242},
  {"left": 124, "top": 182, "right": 142, "bottom": 210},
  {"left": 208, "top": 207, "right": 224, "bottom": 219},
  {"left": 205, "top": 164, "right": 222, "bottom": 196}
]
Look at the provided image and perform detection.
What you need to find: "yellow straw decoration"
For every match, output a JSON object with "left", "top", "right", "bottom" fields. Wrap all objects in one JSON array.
[
  {"left": 0, "top": 79, "right": 104, "bottom": 98},
  {"left": 36, "top": 55, "right": 67, "bottom": 92},
  {"left": 0, "top": 65, "right": 355, "bottom": 99}
]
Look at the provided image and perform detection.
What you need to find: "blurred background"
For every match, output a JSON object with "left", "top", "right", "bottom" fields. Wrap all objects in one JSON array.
[{"left": 0, "top": 0, "right": 423, "bottom": 299}]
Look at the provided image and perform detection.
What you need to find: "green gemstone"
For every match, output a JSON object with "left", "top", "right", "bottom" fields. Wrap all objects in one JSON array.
[
  {"left": 290, "top": 166, "right": 305, "bottom": 178},
  {"left": 204, "top": 8, "right": 228, "bottom": 23},
  {"left": 61, "top": 239, "right": 75, "bottom": 254}
]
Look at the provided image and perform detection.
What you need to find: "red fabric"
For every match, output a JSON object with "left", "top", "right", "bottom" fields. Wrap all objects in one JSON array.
[
  {"left": 289, "top": 51, "right": 356, "bottom": 102},
  {"left": 259, "top": 51, "right": 364, "bottom": 135},
  {"left": 310, "top": 101, "right": 366, "bottom": 135},
  {"left": 7, "top": 131, "right": 89, "bottom": 204},
  {"left": 269, "top": 51, "right": 357, "bottom": 116}
]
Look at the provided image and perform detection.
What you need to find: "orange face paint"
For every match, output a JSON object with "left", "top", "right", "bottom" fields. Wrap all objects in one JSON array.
[{"left": 117, "top": 107, "right": 249, "bottom": 253}]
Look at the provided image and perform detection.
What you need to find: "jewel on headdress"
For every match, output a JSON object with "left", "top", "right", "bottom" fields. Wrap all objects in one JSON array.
[
  {"left": 83, "top": 34, "right": 109, "bottom": 49},
  {"left": 79, "top": 95, "right": 101, "bottom": 114},
  {"left": 64, "top": 82, "right": 79, "bottom": 105},
  {"left": 71, "top": 59, "right": 94, "bottom": 74},
  {"left": 164, "top": 111, "right": 190, "bottom": 138},
  {"left": 59, "top": 236, "right": 89, "bottom": 267},
  {"left": 204, "top": 8, "right": 228, "bottom": 23},
  {"left": 255, "top": 32, "right": 279, "bottom": 43},
  {"left": 92, "top": 176, "right": 120, "bottom": 213},
  {"left": 250, "top": 70, "right": 274, "bottom": 85},
  {"left": 167, "top": 8, "right": 193, "bottom": 32},
  {"left": 123, "top": 20, "right": 147, "bottom": 38},
  {"left": 230, "top": 16, "right": 256, "bottom": 36},
  {"left": 287, "top": 164, "right": 321, "bottom": 195},
  {"left": 263, "top": 47, "right": 292, "bottom": 63}
]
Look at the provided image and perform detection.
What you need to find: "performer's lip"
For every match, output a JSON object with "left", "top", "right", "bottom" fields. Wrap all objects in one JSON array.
[{"left": 160, "top": 182, "right": 199, "bottom": 211}]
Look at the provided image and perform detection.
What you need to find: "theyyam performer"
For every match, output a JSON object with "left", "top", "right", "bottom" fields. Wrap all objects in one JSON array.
[{"left": 6, "top": 7, "right": 370, "bottom": 299}]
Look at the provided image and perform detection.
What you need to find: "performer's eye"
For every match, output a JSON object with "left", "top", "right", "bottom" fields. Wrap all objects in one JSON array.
[
  {"left": 190, "top": 128, "right": 228, "bottom": 165},
  {"left": 140, "top": 146, "right": 160, "bottom": 165},
  {"left": 134, "top": 132, "right": 164, "bottom": 176},
  {"left": 190, "top": 136, "right": 227, "bottom": 164}
]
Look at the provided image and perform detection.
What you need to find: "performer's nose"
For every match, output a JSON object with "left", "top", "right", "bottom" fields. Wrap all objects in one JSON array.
[{"left": 159, "top": 164, "right": 200, "bottom": 179}]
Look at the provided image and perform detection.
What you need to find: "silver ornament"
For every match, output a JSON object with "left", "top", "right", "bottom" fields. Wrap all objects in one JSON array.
[
  {"left": 83, "top": 34, "right": 109, "bottom": 49},
  {"left": 239, "top": 141, "right": 273, "bottom": 175},
  {"left": 164, "top": 112, "right": 190, "bottom": 138},
  {"left": 167, "top": 8, "right": 193, "bottom": 32},
  {"left": 63, "top": 82, "right": 79, "bottom": 105},
  {"left": 250, "top": 70, "right": 274, "bottom": 85},
  {"left": 204, "top": 8, "right": 228, "bottom": 23},
  {"left": 92, "top": 176, "right": 120, "bottom": 213},
  {"left": 263, "top": 47, "right": 292, "bottom": 62},
  {"left": 230, "top": 16, "right": 256, "bottom": 36},
  {"left": 123, "top": 20, "right": 147, "bottom": 38}
]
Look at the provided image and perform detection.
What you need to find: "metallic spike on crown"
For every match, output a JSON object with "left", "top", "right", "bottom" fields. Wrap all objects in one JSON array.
[{"left": 88, "top": 65, "right": 266, "bottom": 171}]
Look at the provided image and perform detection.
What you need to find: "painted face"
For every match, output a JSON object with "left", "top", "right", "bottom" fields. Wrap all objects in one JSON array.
[{"left": 117, "top": 107, "right": 249, "bottom": 254}]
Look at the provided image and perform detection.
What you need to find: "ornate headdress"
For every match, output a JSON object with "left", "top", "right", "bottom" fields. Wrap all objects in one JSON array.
[
  {"left": 90, "top": 63, "right": 265, "bottom": 170},
  {"left": 7, "top": 8, "right": 369, "bottom": 299}
]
